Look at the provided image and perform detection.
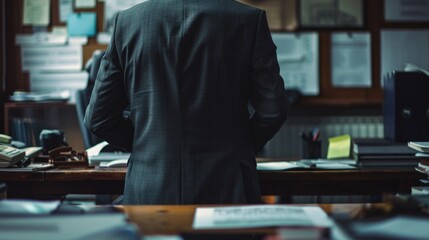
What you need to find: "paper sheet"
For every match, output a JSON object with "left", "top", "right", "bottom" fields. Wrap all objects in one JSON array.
[
  {"left": 0, "top": 200, "right": 60, "bottom": 214},
  {"left": 75, "top": 0, "right": 96, "bottom": 8},
  {"left": 23, "top": 0, "right": 50, "bottom": 26},
  {"left": 193, "top": 205, "right": 332, "bottom": 229},
  {"left": 331, "top": 32, "right": 371, "bottom": 87},
  {"left": 21, "top": 45, "right": 83, "bottom": 72},
  {"left": 30, "top": 71, "right": 88, "bottom": 103},
  {"left": 272, "top": 33, "right": 319, "bottom": 95},
  {"left": 385, "top": 0, "right": 429, "bottom": 22},
  {"left": 0, "top": 213, "right": 136, "bottom": 240},
  {"left": 352, "top": 216, "right": 429, "bottom": 240},
  {"left": 59, "top": 0, "right": 73, "bottom": 23},
  {"left": 257, "top": 161, "right": 310, "bottom": 171},
  {"left": 68, "top": 13, "right": 97, "bottom": 37},
  {"left": 15, "top": 33, "right": 67, "bottom": 46}
]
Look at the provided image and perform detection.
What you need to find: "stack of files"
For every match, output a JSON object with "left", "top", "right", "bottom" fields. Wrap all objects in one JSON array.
[
  {"left": 408, "top": 141, "right": 429, "bottom": 183},
  {"left": 257, "top": 159, "right": 356, "bottom": 170},
  {"left": 352, "top": 138, "right": 418, "bottom": 168}
]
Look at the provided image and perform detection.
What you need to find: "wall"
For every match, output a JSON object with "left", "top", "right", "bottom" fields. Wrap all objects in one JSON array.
[{"left": 2, "top": 0, "right": 429, "bottom": 151}]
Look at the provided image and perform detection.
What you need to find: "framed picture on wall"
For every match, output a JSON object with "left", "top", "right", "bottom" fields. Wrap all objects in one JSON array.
[{"left": 298, "top": 0, "right": 365, "bottom": 28}]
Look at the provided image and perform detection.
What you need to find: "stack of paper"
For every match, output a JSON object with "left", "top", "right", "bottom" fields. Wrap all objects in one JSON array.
[
  {"left": 352, "top": 138, "right": 418, "bottom": 168},
  {"left": 408, "top": 142, "right": 429, "bottom": 182}
]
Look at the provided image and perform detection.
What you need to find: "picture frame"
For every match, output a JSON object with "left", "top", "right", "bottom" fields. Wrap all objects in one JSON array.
[{"left": 298, "top": 0, "right": 365, "bottom": 28}]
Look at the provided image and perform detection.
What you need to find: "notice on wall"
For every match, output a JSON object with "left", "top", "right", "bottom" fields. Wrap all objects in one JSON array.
[
  {"left": 23, "top": 0, "right": 50, "bottom": 26},
  {"left": 272, "top": 33, "right": 319, "bottom": 95},
  {"left": 331, "top": 32, "right": 371, "bottom": 88},
  {"left": 385, "top": 0, "right": 429, "bottom": 22},
  {"left": 21, "top": 45, "right": 83, "bottom": 72},
  {"left": 75, "top": 0, "right": 96, "bottom": 9},
  {"left": 59, "top": 0, "right": 73, "bottom": 23}
]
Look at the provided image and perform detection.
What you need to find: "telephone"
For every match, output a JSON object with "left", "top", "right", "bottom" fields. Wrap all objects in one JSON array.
[
  {"left": 0, "top": 134, "right": 12, "bottom": 145},
  {"left": 0, "top": 144, "right": 26, "bottom": 167}
]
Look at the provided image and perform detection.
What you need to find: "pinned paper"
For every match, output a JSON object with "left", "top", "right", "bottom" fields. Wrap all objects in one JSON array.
[
  {"left": 327, "top": 134, "right": 351, "bottom": 159},
  {"left": 23, "top": 0, "right": 50, "bottom": 26},
  {"left": 75, "top": 0, "right": 96, "bottom": 8},
  {"left": 67, "top": 13, "right": 97, "bottom": 37}
]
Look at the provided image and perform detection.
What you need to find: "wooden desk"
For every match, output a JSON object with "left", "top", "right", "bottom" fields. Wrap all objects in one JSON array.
[
  {"left": 123, "top": 203, "right": 383, "bottom": 236},
  {"left": 0, "top": 167, "right": 422, "bottom": 200},
  {"left": 0, "top": 171, "right": 45, "bottom": 198}
]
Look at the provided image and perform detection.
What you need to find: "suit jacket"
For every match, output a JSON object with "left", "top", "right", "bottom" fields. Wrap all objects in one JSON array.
[{"left": 85, "top": 0, "right": 288, "bottom": 204}]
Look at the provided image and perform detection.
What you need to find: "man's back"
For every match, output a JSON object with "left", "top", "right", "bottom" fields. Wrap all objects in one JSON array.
[{"left": 85, "top": 0, "right": 288, "bottom": 204}]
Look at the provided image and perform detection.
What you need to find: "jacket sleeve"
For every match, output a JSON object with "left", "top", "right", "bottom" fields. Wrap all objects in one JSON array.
[
  {"left": 84, "top": 13, "right": 134, "bottom": 151},
  {"left": 249, "top": 10, "right": 289, "bottom": 152}
]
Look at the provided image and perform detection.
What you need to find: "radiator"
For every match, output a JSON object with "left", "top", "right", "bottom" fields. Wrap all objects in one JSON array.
[{"left": 261, "top": 116, "right": 384, "bottom": 158}]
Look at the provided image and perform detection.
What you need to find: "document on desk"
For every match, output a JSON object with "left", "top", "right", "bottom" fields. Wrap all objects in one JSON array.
[
  {"left": 350, "top": 216, "right": 429, "bottom": 240},
  {"left": 257, "top": 160, "right": 356, "bottom": 171},
  {"left": 0, "top": 213, "right": 139, "bottom": 240},
  {"left": 193, "top": 205, "right": 332, "bottom": 229},
  {"left": 0, "top": 200, "right": 60, "bottom": 214}
]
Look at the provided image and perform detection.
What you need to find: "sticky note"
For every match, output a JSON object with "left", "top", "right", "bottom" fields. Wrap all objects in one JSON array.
[
  {"left": 67, "top": 12, "right": 96, "bottom": 37},
  {"left": 327, "top": 134, "right": 351, "bottom": 159}
]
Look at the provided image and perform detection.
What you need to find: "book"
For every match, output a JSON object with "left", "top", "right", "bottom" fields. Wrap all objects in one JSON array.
[
  {"left": 352, "top": 139, "right": 418, "bottom": 168},
  {"left": 353, "top": 139, "right": 417, "bottom": 156},
  {"left": 415, "top": 163, "right": 429, "bottom": 175},
  {"left": 408, "top": 142, "right": 429, "bottom": 153},
  {"left": 358, "top": 158, "right": 419, "bottom": 168}
]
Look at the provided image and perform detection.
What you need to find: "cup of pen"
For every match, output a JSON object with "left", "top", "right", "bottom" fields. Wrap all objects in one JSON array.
[
  {"left": 302, "top": 140, "right": 321, "bottom": 159},
  {"left": 301, "top": 129, "right": 321, "bottom": 159}
]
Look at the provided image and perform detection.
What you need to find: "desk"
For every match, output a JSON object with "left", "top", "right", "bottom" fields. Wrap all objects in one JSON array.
[
  {"left": 123, "top": 203, "right": 384, "bottom": 237},
  {"left": 0, "top": 167, "right": 422, "bottom": 200}
]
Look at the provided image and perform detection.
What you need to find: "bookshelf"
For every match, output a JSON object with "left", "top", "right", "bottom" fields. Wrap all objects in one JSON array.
[{"left": 3, "top": 102, "right": 84, "bottom": 150}]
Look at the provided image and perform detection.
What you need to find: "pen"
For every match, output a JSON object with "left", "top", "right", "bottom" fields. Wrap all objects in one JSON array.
[{"left": 312, "top": 128, "right": 320, "bottom": 142}]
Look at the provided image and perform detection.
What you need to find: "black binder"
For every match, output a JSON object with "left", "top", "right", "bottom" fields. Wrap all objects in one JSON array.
[{"left": 383, "top": 71, "right": 429, "bottom": 142}]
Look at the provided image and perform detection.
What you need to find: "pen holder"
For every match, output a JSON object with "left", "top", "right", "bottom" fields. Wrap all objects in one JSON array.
[{"left": 302, "top": 140, "right": 321, "bottom": 159}]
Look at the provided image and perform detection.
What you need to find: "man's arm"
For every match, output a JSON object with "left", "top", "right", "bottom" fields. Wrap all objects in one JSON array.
[
  {"left": 84, "top": 14, "right": 133, "bottom": 151},
  {"left": 249, "top": 10, "right": 289, "bottom": 152}
]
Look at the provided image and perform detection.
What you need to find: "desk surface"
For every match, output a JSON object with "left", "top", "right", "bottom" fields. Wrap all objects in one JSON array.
[
  {"left": 0, "top": 166, "right": 423, "bottom": 200},
  {"left": 122, "top": 203, "right": 386, "bottom": 236}
]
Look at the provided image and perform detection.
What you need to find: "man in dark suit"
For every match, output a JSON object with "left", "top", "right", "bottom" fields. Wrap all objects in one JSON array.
[{"left": 85, "top": 0, "right": 289, "bottom": 204}]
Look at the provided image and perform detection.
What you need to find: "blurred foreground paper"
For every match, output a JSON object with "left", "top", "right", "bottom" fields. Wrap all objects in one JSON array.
[{"left": 193, "top": 205, "right": 332, "bottom": 229}]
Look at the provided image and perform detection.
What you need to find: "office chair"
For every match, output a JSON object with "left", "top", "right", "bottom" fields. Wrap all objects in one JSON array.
[{"left": 76, "top": 50, "right": 105, "bottom": 149}]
